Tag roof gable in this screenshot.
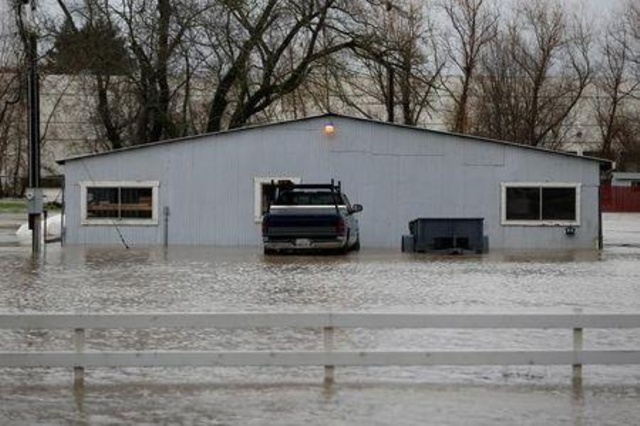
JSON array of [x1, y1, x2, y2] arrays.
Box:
[[58, 113, 609, 165]]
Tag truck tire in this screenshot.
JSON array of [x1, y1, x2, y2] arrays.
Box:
[[352, 237, 360, 251], [264, 247, 277, 255]]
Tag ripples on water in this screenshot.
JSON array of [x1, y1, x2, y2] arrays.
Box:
[[1, 240, 639, 424], [1, 244, 638, 313]]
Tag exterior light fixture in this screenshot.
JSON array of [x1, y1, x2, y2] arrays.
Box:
[[323, 122, 336, 136]]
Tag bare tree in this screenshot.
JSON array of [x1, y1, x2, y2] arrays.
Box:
[[199, 0, 356, 132], [109, 0, 205, 143], [442, 0, 498, 133], [0, 1, 34, 196], [50, 0, 207, 147], [0, 27, 26, 196], [471, 0, 591, 149], [47, 0, 360, 146], [627, 0, 640, 86], [591, 2, 640, 170], [31, 0, 626, 164], [393, 2, 445, 126], [316, 0, 444, 126], [594, 20, 637, 159]]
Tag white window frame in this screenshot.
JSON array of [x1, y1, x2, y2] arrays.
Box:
[[500, 182, 581, 226], [80, 181, 160, 226], [253, 176, 301, 222]]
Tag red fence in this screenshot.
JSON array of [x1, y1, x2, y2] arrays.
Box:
[[601, 185, 640, 212]]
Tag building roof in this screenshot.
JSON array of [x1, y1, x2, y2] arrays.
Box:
[[612, 172, 640, 181], [58, 113, 610, 166]]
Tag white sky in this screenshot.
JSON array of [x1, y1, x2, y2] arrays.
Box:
[[503, 0, 626, 18], [0, 0, 631, 46]]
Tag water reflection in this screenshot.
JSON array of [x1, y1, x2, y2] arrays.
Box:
[[73, 383, 87, 425], [2, 380, 638, 425], [572, 380, 586, 426]]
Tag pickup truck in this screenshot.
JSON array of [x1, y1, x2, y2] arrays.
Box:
[[261, 181, 363, 254]]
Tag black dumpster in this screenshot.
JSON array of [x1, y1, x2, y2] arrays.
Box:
[[404, 218, 485, 254]]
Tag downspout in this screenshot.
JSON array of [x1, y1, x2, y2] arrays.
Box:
[[60, 176, 65, 246], [598, 183, 603, 250]]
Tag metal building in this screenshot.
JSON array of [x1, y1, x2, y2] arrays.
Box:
[[59, 114, 608, 250]]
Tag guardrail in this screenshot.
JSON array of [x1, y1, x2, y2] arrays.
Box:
[[1, 312, 639, 387]]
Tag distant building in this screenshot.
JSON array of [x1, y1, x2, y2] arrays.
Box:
[[59, 114, 609, 250], [611, 172, 640, 187]]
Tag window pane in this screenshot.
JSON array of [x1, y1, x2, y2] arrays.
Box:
[[506, 187, 540, 220], [542, 188, 576, 220], [120, 188, 153, 219], [87, 187, 119, 218]]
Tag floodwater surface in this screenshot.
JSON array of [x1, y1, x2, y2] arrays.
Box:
[[0, 214, 639, 425]]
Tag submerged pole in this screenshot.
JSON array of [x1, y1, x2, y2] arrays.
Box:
[[572, 308, 584, 388], [323, 326, 335, 385], [23, 0, 42, 254]]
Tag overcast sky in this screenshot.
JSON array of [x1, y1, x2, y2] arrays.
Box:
[[0, 0, 631, 43]]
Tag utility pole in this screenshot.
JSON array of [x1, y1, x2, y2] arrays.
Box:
[[387, 64, 395, 123], [22, 0, 42, 254]]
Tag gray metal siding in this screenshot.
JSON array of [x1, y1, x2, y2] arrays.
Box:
[[63, 116, 602, 249]]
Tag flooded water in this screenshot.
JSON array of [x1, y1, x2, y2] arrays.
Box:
[[1, 214, 639, 425]]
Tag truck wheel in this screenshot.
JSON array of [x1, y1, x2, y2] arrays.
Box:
[[352, 238, 360, 251], [264, 247, 277, 255]]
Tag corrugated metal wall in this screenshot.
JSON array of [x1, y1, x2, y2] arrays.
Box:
[[601, 185, 640, 212], [63, 116, 602, 249]]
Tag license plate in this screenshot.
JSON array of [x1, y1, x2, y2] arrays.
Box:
[[295, 238, 312, 247]]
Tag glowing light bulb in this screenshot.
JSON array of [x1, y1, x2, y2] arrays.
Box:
[[323, 123, 336, 136]]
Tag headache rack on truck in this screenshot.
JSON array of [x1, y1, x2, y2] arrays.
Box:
[[267, 180, 344, 212]]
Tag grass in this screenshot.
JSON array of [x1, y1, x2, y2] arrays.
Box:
[[0, 199, 26, 213], [0, 199, 61, 213]]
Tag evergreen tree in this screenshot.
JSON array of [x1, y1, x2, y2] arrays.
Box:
[[48, 19, 131, 75]]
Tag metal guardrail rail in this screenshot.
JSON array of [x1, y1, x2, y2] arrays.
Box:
[[1, 312, 639, 387]]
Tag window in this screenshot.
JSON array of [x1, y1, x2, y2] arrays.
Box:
[[501, 183, 580, 226], [81, 181, 159, 225], [253, 177, 301, 221]]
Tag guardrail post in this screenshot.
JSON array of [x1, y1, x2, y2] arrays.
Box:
[[572, 309, 583, 387], [74, 328, 85, 389], [323, 326, 334, 385]]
